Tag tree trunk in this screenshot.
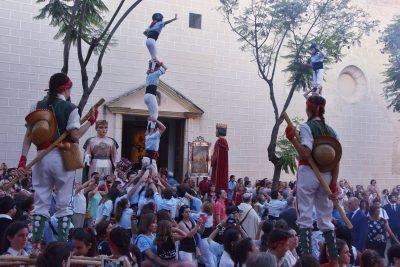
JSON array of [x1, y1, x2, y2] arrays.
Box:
[[61, 0, 80, 74], [268, 117, 284, 190], [78, 91, 91, 112], [272, 160, 282, 191]]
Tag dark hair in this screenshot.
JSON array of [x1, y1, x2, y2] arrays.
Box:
[[14, 196, 34, 221], [176, 185, 187, 198], [267, 229, 290, 250], [138, 213, 156, 235], [245, 252, 277, 267], [294, 254, 320, 267], [370, 179, 376, 185], [154, 220, 174, 248], [244, 180, 251, 187], [156, 209, 172, 222], [388, 244, 400, 265], [177, 205, 190, 223], [95, 220, 110, 240], [369, 205, 380, 217], [141, 202, 156, 214], [145, 188, 155, 199], [260, 220, 274, 252], [274, 219, 289, 231], [335, 226, 355, 264], [109, 227, 141, 265], [223, 228, 241, 261], [48, 73, 70, 105], [234, 237, 254, 267], [115, 198, 129, 223], [161, 188, 174, 200], [307, 95, 327, 124], [36, 241, 70, 267], [319, 238, 347, 264], [360, 249, 382, 267], [270, 191, 279, 200], [71, 228, 98, 257], [0, 221, 29, 254]]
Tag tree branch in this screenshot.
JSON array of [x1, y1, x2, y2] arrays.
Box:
[[61, 0, 80, 74]]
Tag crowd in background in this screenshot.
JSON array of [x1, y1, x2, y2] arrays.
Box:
[[1, 161, 400, 267]]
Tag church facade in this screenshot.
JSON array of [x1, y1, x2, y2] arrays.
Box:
[[0, 0, 400, 187]]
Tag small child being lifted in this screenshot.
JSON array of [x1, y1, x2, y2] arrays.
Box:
[[144, 13, 178, 71], [303, 43, 324, 98]]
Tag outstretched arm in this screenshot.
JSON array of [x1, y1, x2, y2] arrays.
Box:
[[164, 14, 178, 25]]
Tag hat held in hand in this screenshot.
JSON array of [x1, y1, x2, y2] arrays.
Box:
[[312, 136, 342, 172], [25, 109, 57, 147]]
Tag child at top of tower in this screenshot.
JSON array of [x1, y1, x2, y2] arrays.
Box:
[[144, 13, 177, 71], [303, 43, 325, 98]]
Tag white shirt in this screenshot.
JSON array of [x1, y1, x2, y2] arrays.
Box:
[[73, 191, 87, 214], [154, 193, 178, 218], [5, 247, 28, 256], [95, 199, 113, 224], [0, 214, 12, 220], [116, 208, 134, 229], [284, 250, 298, 267], [219, 250, 234, 267], [299, 118, 339, 151]]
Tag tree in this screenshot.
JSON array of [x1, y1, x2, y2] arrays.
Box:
[[380, 16, 400, 112], [35, 0, 144, 110], [219, 0, 377, 188]]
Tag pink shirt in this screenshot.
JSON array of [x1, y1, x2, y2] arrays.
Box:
[[214, 199, 227, 225]]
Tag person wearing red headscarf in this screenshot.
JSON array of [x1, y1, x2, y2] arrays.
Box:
[[17, 73, 98, 251], [285, 95, 340, 263]]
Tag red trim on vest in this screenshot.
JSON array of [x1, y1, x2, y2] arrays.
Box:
[[298, 159, 309, 166]]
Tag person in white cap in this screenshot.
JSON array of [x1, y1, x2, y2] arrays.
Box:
[[238, 192, 261, 239]]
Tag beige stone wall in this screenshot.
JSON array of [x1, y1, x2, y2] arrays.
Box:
[[0, 0, 399, 188]]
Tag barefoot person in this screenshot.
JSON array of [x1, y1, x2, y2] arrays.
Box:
[[17, 73, 98, 250], [285, 95, 341, 263]]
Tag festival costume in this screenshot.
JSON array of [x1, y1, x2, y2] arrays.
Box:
[[83, 132, 119, 178], [142, 129, 161, 173], [291, 99, 340, 259], [310, 50, 324, 92], [26, 94, 81, 243], [145, 13, 165, 71], [211, 124, 229, 191], [144, 66, 166, 128]]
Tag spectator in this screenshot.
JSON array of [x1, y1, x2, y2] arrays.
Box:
[[335, 225, 357, 266], [383, 193, 400, 243], [388, 244, 400, 267], [214, 190, 227, 226], [200, 201, 214, 238], [109, 227, 140, 266], [220, 228, 241, 267], [0, 196, 16, 242], [72, 183, 86, 228], [265, 191, 286, 220], [233, 237, 259, 266], [177, 205, 202, 263], [279, 196, 298, 233], [138, 188, 155, 216], [283, 228, 299, 267], [366, 205, 400, 257], [254, 194, 267, 219], [155, 187, 179, 219], [367, 179, 379, 197], [154, 220, 186, 262], [245, 252, 277, 267], [267, 229, 290, 266], [198, 176, 211, 196], [96, 220, 112, 256], [381, 189, 390, 206], [115, 198, 134, 231], [36, 241, 71, 267], [227, 175, 236, 201], [206, 184, 217, 203], [360, 199, 369, 215], [360, 249, 384, 267], [320, 238, 351, 267], [371, 199, 389, 220], [71, 227, 98, 257], [238, 193, 260, 239], [293, 254, 320, 267], [256, 220, 274, 252], [347, 197, 368, 251], [0, 221, 29, 256]]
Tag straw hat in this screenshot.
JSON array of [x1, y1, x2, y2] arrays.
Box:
[[25, 109, 57, 147], [312, 136, 342, 172]]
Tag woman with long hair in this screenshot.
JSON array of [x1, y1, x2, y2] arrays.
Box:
[[95, 220, 112, 256], [115, 198, 134, 232], [0, 221, 29, 256], [36, 241, 71, 267], [283, 229, 299, 267], [219, 228, 241, 267], [154, 219, 186, 262], [233, 237, 258, 267], [134, 213, 168, 266], [71, 228, 98, 257], [177, 205, 202, 263], [360, 249, 384, 267], [320, 238, 351, 267], [95, 187, 114, 225], [109, 227, 141, 267], [255, 220, 274, 252]]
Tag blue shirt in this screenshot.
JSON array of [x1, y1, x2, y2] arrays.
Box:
[[116, 208, 134, 229], [265, 199, 287, 218], [146, 67, 166, 86], [145, 21, 165, 35], [135, 233, 157, 254], [145, 130, 161, 151]]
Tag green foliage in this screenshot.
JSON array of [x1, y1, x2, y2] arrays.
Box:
[[380, 16, 400, 112], [35, 0, 110, 50], [276, 117, 303, 174]]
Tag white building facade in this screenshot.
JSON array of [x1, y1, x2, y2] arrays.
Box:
[[0, 0, 400, 187]]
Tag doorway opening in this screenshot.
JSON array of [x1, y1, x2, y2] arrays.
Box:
[[121, 115, 185, 182]]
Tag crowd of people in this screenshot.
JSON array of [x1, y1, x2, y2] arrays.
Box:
[[1, 160, 400, 267]]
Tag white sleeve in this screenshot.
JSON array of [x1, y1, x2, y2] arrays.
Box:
[[66, 108, 81, 131], [157, 67, 166, 76], [299, 123, 313, 150]]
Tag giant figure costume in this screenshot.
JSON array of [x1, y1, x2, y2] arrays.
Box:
[[211, 124, 229, 191]]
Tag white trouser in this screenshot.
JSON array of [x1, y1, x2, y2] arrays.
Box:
[[32, 148, 75, 218], [146, 38, 158, 70], [312, 68, 324, 89], [144, 93, 158, 128], [296, 165, 334, 232]]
